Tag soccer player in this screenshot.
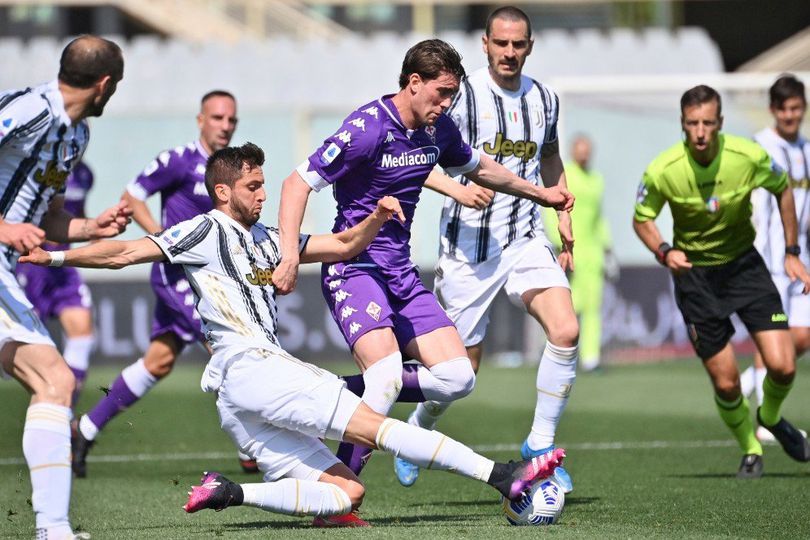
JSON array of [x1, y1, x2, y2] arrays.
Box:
[[0, 35, 128, 540], [71, 90, 244, 477], [15, 161, 95, 408], [633, 84, 810, 478], [19, 142, 566, 527], [273, 39, 573, 495], [395, 7, 578, 493], [745, 75, 810, 441]]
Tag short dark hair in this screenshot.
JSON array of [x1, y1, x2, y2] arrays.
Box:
[[680, 85, 722, 116], [486, 6, 532, 38], [58, 35, 123, 88], [770, 74, 806, 108], [205, 142, 265, 200], [201, 90, 236, 108], [398, 39, 465, 89]]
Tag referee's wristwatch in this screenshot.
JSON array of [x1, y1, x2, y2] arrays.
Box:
[[786, 245, 801, 256]]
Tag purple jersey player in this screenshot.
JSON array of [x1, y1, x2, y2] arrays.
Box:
[[277, 39, 572, 523], [72, 90, 240, 478], [15, 161, 95, 407]]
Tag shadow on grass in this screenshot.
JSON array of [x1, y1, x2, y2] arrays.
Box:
[[668, 471, 810, 479], [565, 496, 599, 506]]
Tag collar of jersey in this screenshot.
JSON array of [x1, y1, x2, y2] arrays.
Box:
[[481, 68, 528, 99], [211, 209, 254, 235], [194, 139, 210, 158], [44, 79, 72, 126], [377, 95, 407, 131]]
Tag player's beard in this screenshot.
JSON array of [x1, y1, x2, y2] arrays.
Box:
[[230, 198, 260, 227]]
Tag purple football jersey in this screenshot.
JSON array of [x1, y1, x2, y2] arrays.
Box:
[[297, 96, 479, 281], [126, 140, 212, 346]]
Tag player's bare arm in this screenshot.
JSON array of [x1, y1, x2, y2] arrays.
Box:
[[465, 154, 574, 212], [274, 170, 312, 294], [0, 216, 46, 253], [19, 236, 165, 269], [632, 217, 692, 274], [424, 167, 494, 210], [539, 142, 575, 270], [121, 190, 162, 235], [41, 196, 133, 243], [301, 196, 405, 264], [776, 186, 810, 293]]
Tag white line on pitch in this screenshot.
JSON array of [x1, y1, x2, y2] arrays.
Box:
[[0, 439, 741, 467]]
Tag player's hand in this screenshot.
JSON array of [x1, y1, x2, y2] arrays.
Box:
[[785, 254, 810, 294], [557, 212, 574, 271], [665, 249, 692, 275], [457, 184, 494, 210], [537, 185, 574, 212], [17, 246, 51, 266], [92, 201, 133, 239], [0, 222, 45, 253], [272, 257, 299, 295], [374, 196, 406, 223]]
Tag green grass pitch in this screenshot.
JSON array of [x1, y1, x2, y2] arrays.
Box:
[[2, 359, 809, 539]]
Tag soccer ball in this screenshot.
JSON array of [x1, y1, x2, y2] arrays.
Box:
[[501, 479, 565, 526]]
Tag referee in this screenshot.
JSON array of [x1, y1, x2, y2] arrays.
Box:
[[633, 84, 810, 478]]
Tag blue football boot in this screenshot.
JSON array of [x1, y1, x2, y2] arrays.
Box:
[[394, 456, 420, 487]]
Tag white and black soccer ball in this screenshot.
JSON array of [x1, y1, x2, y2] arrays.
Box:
[[501, 479, 565, 526]]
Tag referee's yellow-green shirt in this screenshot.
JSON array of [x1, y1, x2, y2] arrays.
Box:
[[634, 134, 788, 266]]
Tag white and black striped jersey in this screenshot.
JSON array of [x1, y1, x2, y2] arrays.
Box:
[[752, 127, 810, 274], [0, 80, 89, 271], [439, 67, 559, 263], [150, 210, 309, 365]]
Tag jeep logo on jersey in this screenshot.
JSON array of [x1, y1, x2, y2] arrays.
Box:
[[246, 264, 274, 286], [482, 133, 538, 163], [34, 161, 69, 190], [380, 147, 439, 168]]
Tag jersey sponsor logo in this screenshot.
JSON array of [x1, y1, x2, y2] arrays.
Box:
[[193, 182, 208, 196], [365, 301, 382, 321], [771, 313, 788, 322], [245, 264, 274, 286], [790, 178, 810, 189], [320, 142, 341, 165], [481, 133, 537, 163], [380, 147, 439, 168], [33, 161, 69, 190]]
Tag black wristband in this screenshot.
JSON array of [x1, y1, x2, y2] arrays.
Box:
[[656, 242, 673, 265], [785, 244, 801, 256]]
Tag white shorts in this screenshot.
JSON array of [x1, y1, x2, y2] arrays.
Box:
[[435, 235, 569, 347], [772, 273, 810, 328], [215, 348, 362, 481], [0, 268, 55, 378]]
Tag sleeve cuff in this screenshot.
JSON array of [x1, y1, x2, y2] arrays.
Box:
[[295, 161, 330, 192], [444, 148, 480, 177], [126, 182, 149, 201], [299, 234, 311, 254]]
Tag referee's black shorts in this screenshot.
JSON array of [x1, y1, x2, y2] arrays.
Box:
[[673, 247, 788, 360]]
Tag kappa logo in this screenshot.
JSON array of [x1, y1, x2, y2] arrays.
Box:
[[349, 118, 366, 132], [327, 264, 339, 276], [176, 279, 190, 293], [340, 305, 358, 321], [184, 293, 194, 306], [349, 321, 362, 336], [328, 279, 343, 290], [334, 290, 352, 302], [366, 301, 382, 321], [336, 130, 352, 144], [362, 106, 379, 119], [385, 131, 395, 144]]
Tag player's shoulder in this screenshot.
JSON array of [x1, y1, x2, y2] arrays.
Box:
[[647, 141, 687, 177], [722, 133, 768, 161], [0, 83, 56, 137]]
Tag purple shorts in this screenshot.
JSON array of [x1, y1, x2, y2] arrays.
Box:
[[321, 262, 453, 350], [150, 262, 205, 348], [15, 263, 91, 320]]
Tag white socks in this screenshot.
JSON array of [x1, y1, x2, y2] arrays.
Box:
[[527, 342, 578, 450], [121, 357, 158, 397], [241, 479, 352, 516], [361, 351, 402, 415], [24, 404, 72, 531], [62, 335, 94, 372], [415, 357, 476, 401], [410, 400, 452, 431], [375, 418, 494, 482], [740, 366, 767, 405]]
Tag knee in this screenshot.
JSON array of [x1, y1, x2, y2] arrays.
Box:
[[547, 318, 580, 349], [712, 377, 740, 401], [437, 357, 476, 401], [40, 361, 75, 406], [144, 353, 176, 379]]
